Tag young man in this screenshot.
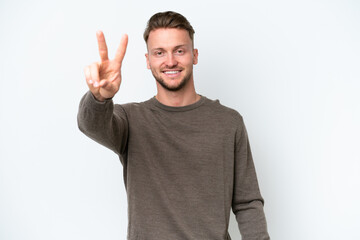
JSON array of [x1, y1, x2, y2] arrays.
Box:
[[78, 11, 270, 240]]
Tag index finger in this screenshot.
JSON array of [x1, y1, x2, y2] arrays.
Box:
[[114, 34, 128, 64], [96, 30, 109, 62]]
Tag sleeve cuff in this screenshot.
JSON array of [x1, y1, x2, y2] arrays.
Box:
[[82, 91, 113, 112]]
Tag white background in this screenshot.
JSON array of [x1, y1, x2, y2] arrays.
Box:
[[1, 0, 359, 239]]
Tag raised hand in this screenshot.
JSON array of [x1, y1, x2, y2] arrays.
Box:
[[84, 31, 128, 101]]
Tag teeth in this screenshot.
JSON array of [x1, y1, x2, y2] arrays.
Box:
[[164, 71, 179, 74]]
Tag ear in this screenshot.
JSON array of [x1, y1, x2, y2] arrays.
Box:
[[193, 49, 198, 65], [145, 53, 150, 69]]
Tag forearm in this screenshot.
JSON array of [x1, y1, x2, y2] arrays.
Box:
[[77, 91, 128, 155], [233, 118, 270, 239], [232, 162, 269, 240], [233, 197, 269, 240]]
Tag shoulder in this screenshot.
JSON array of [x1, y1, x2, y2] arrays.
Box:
[[202, 96, 244, 124], [113, 98, 155, 116]]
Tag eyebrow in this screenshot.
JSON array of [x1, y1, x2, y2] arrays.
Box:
[[151, 45, 188, 52]]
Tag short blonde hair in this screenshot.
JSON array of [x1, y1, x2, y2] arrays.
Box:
[[143, 11, 195, 45]]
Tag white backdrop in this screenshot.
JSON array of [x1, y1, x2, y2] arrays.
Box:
[[1, 0, 359, 239]]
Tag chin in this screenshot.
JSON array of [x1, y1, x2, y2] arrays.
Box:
[[157, 78, 187, 92]]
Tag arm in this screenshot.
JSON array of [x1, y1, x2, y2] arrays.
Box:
[[77, 31, 129, 155], [232, 118, 270, 240], [77, 91, 128, 156]]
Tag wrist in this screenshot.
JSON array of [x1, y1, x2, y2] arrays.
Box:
[[91, 93, 107, 102], [95, 96, 106, 102]]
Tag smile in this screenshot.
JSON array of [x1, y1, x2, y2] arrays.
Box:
[[163, 70, 181, 74], [162, 70, 182, 77]]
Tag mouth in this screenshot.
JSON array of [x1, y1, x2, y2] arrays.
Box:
[[162, 70, 182, 77]]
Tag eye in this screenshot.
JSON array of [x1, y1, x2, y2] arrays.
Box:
[[176, 49, 184, 54], [154, 51, 163, 57]]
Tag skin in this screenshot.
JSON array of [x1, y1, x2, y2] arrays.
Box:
[[85, 28, 199, 107], [145, 28, 199, 106], [84, 31, 128, 102]]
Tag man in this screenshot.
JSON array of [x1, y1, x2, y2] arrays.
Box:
[[78, 11, 270, 240]]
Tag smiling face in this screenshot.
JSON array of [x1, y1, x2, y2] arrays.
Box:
[[146, 28, 198, 92]]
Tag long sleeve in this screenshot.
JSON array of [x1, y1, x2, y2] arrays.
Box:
[[232, 118, 270, 240], [77, 91, 129, 156]]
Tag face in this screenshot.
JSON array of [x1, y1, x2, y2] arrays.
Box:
[[145, 28, 198, 92]]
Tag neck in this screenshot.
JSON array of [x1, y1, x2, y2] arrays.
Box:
[[155, 79, 200, 107]]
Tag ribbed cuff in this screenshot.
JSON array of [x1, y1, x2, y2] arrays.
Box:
[[83, 91, 113, 112]]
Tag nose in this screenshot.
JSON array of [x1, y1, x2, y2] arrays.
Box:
[[165, 54, 178, 68]]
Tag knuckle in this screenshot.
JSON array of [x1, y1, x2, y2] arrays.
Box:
[[91, 62, 98, 68]]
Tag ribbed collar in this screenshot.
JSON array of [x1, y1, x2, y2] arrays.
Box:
[[148, 95, 207, 112]]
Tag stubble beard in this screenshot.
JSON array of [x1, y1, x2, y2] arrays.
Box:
[[151, 69, 193, 92]]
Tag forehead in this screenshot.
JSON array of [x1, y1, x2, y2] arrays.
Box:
[[147, 28, 192, 50]]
